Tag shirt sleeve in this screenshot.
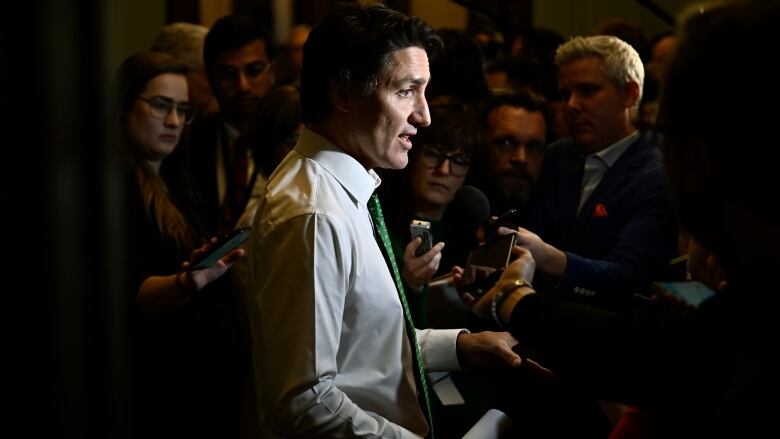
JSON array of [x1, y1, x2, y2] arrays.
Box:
[[416, 328, 465, 371], [250, 213, 421, 438]]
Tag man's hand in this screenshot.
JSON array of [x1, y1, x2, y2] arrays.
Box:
[[402, 238, 445, 291], [456, 331, 522, 369], [455, 246, 536, 318], [498, 226, 567, 278]]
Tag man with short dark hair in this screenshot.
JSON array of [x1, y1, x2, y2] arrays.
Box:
[[472, 91, 551, 216], [190, 14, 275, 234], [245, 4, 520, 437]]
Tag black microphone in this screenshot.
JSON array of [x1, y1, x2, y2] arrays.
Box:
[[447, 185, 491, 227]]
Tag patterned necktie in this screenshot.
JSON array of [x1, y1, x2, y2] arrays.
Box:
[[368, 193, 434, 438]]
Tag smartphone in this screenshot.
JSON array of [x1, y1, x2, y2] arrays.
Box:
[[655, 280, 715, 307], [460, 233, 517, 298], [191, 227, 251, 270], [485, 209, 520, 242], [410, 220, 433, 257], [466, 233, 517, 269]]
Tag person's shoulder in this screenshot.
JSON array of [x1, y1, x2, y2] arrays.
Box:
[[546, 137, 578, 155], [264, 152, 353, 221], [625, 136, 665, 177], [542, 138, 581, 172]]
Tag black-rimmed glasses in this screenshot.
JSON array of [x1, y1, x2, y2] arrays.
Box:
[[418, 147, 471, 176], [138, 96, 194, 125]]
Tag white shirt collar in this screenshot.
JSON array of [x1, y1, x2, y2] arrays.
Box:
[[295, 127, 380, 206], [591, 131, 640, 167]]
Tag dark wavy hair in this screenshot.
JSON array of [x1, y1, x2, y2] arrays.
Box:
[[204, 14, 274, 84], [300, 2, 443, 124]]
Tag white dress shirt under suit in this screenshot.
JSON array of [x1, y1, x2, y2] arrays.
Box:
[[247, 128, 463, 438]]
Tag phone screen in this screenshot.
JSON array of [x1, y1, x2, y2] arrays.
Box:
[[655, 281, 715, 307], [191, 228, 251, 270], [459, 233, 517, 298], [467, 233, 517, 269]]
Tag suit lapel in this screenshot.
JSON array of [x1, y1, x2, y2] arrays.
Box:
[[556, 143, 584, 247], [574, 138, 648, 232]]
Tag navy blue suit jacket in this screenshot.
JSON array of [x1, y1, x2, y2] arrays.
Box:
[[523, 136, 677, 308]]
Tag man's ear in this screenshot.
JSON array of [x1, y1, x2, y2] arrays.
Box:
[[624, 81, 641, 109], [329, 78, 352, 113]]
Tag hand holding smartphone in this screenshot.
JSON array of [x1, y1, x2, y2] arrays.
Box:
[[410, 220, 433, 256], [460, 233, 517, 298], [191, 227, 251, 270]]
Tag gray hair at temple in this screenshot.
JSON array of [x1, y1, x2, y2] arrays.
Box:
[[555, 35, 645, 109], [150, 22, 209, 73]]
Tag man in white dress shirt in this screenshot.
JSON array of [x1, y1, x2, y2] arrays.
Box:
[[245, 3, 521, 437]]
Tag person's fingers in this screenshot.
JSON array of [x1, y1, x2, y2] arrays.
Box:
[[221, 248, 245, 265], [500, 347, 523, 368], [459, 292, 476, 306], [405, 237, 422, 257]]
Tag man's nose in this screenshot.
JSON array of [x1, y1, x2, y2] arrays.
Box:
[[411, 94, 431, 127], [565, 92, 581, 111], [237, 71, 252, 91], [510, 146, 528, 164]]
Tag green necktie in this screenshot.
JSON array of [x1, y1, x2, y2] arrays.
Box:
[[368, 193, 434, 438]]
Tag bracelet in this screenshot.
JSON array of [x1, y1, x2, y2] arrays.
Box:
[[491, 279, 533, 329]]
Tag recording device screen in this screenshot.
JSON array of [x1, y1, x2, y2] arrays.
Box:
[[467, 233, 517, 269], [460, 233, 517, 298], [656, 281, 715, 307], [191, 227, 251, 270]]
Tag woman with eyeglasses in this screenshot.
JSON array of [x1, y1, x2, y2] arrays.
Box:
[[115, 51, 245, 438], [377, 101, 483, 329]]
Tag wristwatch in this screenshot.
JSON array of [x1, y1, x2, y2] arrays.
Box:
[[491, 279, 533, 329]]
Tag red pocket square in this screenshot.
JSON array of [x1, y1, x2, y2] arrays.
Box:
[[592, 203, 608, 218]]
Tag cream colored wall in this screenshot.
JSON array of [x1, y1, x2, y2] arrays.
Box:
[[534, 0, 696, 40], [106, 0, 165, 73], [411, 0, 468, 30], [200, 0, 233, 28]]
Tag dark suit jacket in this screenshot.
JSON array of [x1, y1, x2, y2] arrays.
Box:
[[190, 114, 255, 235], [523, 136, 677, 308], [189, 114, 223, 235]]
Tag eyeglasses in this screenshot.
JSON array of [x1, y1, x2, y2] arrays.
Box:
[[213, 61, 273, 84], [418, 147, 471, 176], [490, 138, 544, 157], [138, 96, 194, 125]]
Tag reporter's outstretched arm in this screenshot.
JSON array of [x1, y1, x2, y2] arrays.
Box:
[[136, 238, 245, 315]]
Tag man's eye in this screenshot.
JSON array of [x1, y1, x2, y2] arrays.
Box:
[[246, 65, 267, 77], [494, 139, 516, 150], [398, 89, 412, 98]]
